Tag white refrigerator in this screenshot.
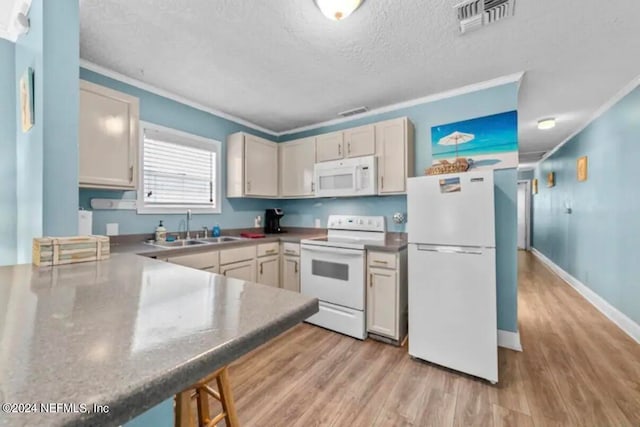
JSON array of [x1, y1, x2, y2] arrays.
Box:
[[407, 170, 498, 383]]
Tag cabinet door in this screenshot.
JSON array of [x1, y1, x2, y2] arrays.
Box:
[[316, 131, 344, 162], [367, 267, 398, 338], [166, 251, 219, 271], [345, 125, 375, 158], [280, 138, 316, 197], [281, 255, 300, 292], [221, 260, 256, 282], [245, 135, 278, 197], [375, 118, 407, 194], [79, 80, 139, 189], [258, 255, 280, 287]]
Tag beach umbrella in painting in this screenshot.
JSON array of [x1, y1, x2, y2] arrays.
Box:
[[438, 131, 475, 159]]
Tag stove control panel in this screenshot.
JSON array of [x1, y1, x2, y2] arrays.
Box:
[[326, 215, 386, 232]]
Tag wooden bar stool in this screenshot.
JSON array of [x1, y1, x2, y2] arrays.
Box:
[[175, 366, 240, 427]]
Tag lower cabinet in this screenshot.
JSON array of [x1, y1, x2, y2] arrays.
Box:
[[367, 268, 398, 337], [166, 251, 219, 272], [366, 249, 408, 344], [257, 255, 279, 287], [221, 260, 256, 282], [281, 255, 300, 292]]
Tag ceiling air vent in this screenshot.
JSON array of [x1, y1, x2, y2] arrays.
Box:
[[455, 0, 516, 34], [338, 106, 368, 118]]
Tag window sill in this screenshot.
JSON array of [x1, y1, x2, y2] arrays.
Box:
[[137, 206, 221, 215]]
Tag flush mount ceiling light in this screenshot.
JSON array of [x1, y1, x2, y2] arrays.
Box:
[[537, 118, 556, 130], [315, 0, 364, 21]]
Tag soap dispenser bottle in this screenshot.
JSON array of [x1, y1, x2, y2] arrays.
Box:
[[155, 220, 167, 242], [212, 224, 221, 237]]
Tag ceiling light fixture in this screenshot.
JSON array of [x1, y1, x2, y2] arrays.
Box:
[[315, 0, 363, 21], [537, 118, 556, 130]]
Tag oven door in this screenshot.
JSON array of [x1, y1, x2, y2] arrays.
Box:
[[300, 245, 365, 310]]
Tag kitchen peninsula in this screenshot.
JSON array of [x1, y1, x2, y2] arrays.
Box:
[[0, 254, 318, 427]]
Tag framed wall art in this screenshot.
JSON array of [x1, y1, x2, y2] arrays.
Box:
[[20, 67, 34, 133], [577, 156, 588, 182]]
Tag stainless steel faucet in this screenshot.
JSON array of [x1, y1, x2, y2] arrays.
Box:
[[186, 209, 192, 240]]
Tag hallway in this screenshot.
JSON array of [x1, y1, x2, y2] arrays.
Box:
[[222, 251, 640, 426]]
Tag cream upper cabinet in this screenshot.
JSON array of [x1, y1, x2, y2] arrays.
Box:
[[316, 131, 344, 162], [279, 137, 316, 197], [79, 80, 139, 190], [367, 267, 398, 337], [258, 255, 280, 287], [227, 132, 278, 198], [281, 255, 300, 292], [375, 118, 415, 194], [344, 124, 375, 158]]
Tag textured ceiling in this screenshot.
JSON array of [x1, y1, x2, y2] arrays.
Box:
[[79, 0, 640, 161]]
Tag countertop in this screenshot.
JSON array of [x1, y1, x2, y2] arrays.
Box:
[[0, 255, 318, 427], [110, 228, 407, 257]]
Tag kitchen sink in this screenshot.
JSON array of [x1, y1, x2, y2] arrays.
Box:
[[146, 236, 247, 248], [197, 236, 246, 243], [150, 239, 208, 248]]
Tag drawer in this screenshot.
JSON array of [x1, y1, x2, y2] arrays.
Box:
[[257, 242, 279, 257], [368, 251, 397, 269], [220, 245, 256, 265], [167, 251, 219, 270], [281, 242, 300, 257]]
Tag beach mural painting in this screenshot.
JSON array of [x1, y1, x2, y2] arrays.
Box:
[[430, 110, 518, 171]]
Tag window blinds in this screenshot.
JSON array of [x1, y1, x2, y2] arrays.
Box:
[[143, 135, 216, 207]]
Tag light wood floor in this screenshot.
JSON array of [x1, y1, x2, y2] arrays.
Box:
[[205, 251, 640, 426]]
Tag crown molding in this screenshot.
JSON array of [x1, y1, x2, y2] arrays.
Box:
[[79, 59, 280, 136], [80, 60, 524, 139], [536, 73, 640, 166], [278, 71, 525, 136]]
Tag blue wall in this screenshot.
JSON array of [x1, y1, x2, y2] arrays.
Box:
[[79, 68, 275, 236], [280, 84, 520, 333], [517, 169, 534, 180], [42, 0, 79, 236], [14, 0, 44, 263], [533, 84, 640, 326], [0, 39, 16, 266]]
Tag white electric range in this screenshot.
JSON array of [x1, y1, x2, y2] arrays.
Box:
[[300, 215, 386, 339]]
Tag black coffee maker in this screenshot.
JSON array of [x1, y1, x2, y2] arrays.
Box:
[[264, 209, 285, 234]]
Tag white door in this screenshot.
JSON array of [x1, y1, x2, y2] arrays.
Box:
[[221, 260, 256, 282], [300, 245, 365, 310], [245, 135, 278, 197], [79, 81, 139, 189], [407, 172, 495, 247], [367, 267, 397, 337], [280, 138, 316, 197], [408, 244, 498, 383], [517, 181, 529, 250], [375, 118, 407, 194], [258, 255, 280, 287], [282, 255, 300, 292], [345, 125, 375, 158], [316, 132, 344, 162]]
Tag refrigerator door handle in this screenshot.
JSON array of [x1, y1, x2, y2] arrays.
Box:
[[415, 245, 484, 255]]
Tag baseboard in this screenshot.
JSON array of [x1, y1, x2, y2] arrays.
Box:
[[498, 329, 522, 351], [531, 248, 640, 344]]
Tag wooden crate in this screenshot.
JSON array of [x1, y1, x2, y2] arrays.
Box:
[[33, 236, 110, 267]]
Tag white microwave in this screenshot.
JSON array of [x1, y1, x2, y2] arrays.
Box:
[[314, 156, 377, 198]]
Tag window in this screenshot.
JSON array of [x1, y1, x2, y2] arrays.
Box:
[[137, 122, 221, 214]]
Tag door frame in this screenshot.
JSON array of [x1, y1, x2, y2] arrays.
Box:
[[517, 180, 532, 250]]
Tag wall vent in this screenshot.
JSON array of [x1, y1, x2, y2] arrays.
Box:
[[455, 0, 516, 34], [338, 106, 368, 117]]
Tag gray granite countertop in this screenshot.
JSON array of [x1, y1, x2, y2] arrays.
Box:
[[0, 255, 318, 427], [110, 227, 407, 257]]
